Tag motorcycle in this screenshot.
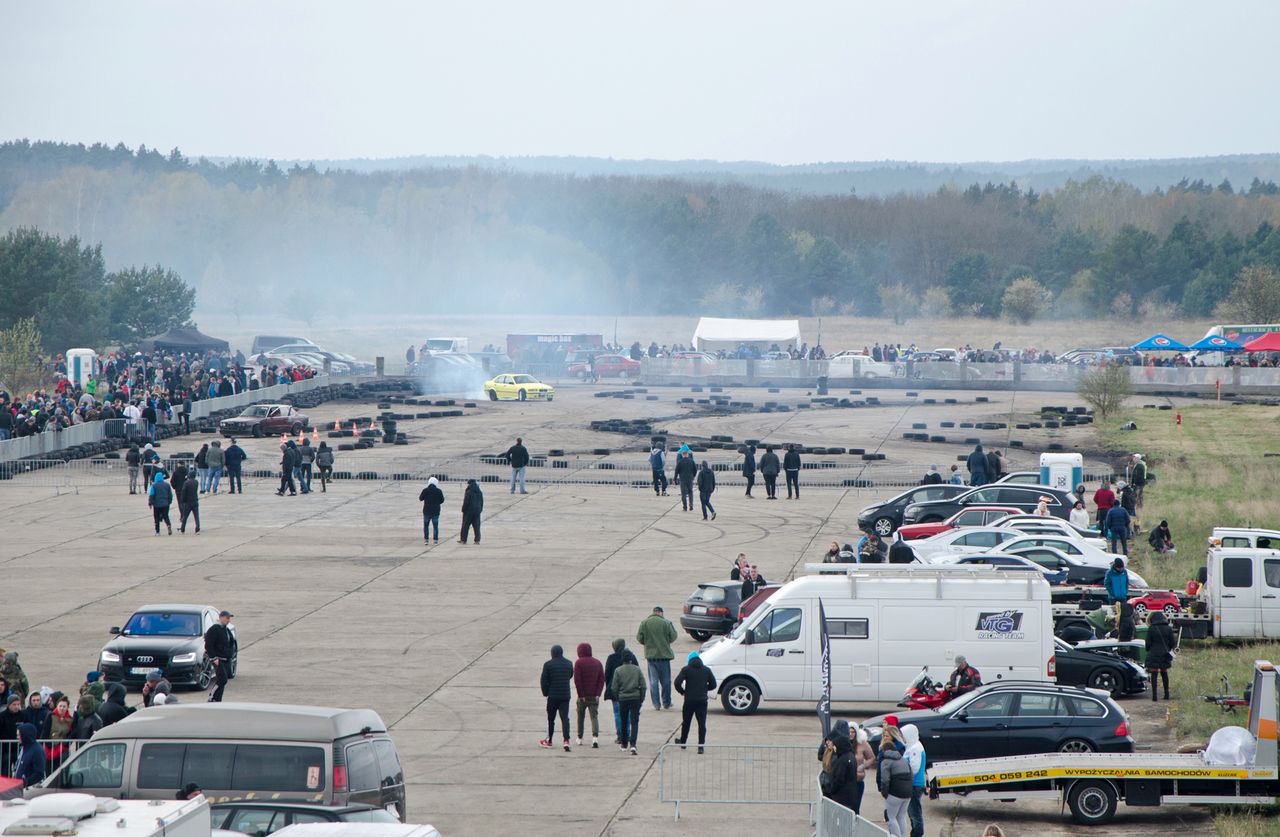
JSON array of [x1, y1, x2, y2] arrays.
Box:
[[898, 666, 954, 710]]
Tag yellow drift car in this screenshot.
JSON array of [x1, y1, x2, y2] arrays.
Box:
[[484, 373, 555, 401]]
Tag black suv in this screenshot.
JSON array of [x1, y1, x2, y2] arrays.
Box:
[[901, 484, 1075, 525], [98, 604, 238, 689], [856, 484, 970, 536]]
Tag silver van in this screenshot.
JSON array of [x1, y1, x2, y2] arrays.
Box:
[[28, 704, 407, 821]]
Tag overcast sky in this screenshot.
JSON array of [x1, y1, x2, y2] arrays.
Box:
[[4, 1, 1276, 164]]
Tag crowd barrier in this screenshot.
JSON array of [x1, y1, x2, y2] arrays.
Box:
[[657, 743, 821, 821], [814, 778, 891, 836]]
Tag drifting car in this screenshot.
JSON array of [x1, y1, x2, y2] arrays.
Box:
[[484, 373, 555, 402], [219, 404, 309, 438], [1127, 590, 1182, 617], [98, 604, 238, 689]]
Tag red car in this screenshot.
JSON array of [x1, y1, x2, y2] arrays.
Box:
[[1127, 590, 1182, 617], [568, 353, 641, 380], [896, 506, 1023, 540], [738, 584, 782, 623]]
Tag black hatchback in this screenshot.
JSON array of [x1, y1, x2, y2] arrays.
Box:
[[680, 582, 745, 641], [856, 484, 970, 536]]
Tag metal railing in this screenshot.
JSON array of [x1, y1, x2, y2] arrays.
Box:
[[814, 778, 891, 837], [657, 743, 820, 821], [0, 737, 89, 770]]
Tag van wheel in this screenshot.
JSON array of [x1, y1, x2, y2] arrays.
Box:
[[1087, 669, 1120, 697], [721, 678, 760, 715], [873, 517, 895, 537], [1067, 779, 1117, 825], [687, 629, 712, 641]]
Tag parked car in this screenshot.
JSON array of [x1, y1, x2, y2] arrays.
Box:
[[98, 604, 237, 689], [997, 514, 1104, 544], [896, 506, 1024, 541], [856, 484, 971, 537], [1127, 590, 1182, 617], [483, 373, 554, 401], [736, 583, 782, 623], [680, 582, 746, 640], [568, 353, 641, 380], [999, 534, 1125, 568], [994, 471, 1044, 485], [1053, 637, 1148, 697], [219, 404, 310, 438], [862, 681, 1135, 762], [953, 553, 1069, 585], [913, 527, 1029, 562], [213, 804, 398, 837], [901, 485, 1075, 524], [1007, 545, 1148, 588]]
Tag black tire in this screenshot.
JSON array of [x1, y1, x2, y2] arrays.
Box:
[[251, 425, 263, 438], [1059, 737, 1096, 754], [687, 629, 712, 641], [873, 516, 896, 537], [196, 664, 212, 691], [518, 389, 527, 401], [291, 422, 303, 436], [228, 646, 238, 679], [721, 677, 760, 715], [487, 390, 498, 401], [1087, 668, 1121, 697], [1067, 779, 1118, 825]]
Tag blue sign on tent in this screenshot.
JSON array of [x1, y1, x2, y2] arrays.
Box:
[[1189, 335, 1245, 352], [1130, 333, 1190, 352]]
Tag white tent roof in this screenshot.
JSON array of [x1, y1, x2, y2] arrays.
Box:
[[692, 317, 801, 350]]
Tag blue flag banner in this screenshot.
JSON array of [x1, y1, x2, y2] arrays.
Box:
[[817, 598, 831, 737]]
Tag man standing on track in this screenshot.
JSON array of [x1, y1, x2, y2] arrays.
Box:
[[759, 446, 780, 499], [741, 444, 756, 498], [783, 444, 802, 499], [674, 445, 697, 512], [459, 478, 484, 544], [203, 610, 233, 702], [636, 606, 677, 711], [506, 436, 529, 495]]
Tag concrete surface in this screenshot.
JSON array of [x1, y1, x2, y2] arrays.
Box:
[[0, 385, 1208, 836]]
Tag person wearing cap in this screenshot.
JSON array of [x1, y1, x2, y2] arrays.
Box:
[[176, 782, 202, 800], [635, 606, 677, 711], [204, 610, 234, 702], [673, 651, 717, 753], [142, 669, 172, 708]]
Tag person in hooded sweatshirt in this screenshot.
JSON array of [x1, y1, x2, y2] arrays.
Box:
[[148, 471, 174, 536], [95, 683, 133, 728], [823, 720, 859, 811], [178, 472, 201, 534], [459, 479, 483, 544], [0, 693, 22, 777], [966, 444, 988, 486], [21, 692, 48, 732], [673, 651, 717, 752], [602, 639, 635, 745], [902, 724, 927, 837], [696, 460, 717, 520], [539, 645, 574, 751], [741, 445, 757, 498], [877, 733, 914, 837], [783, 444, 802, 499], [610, 652, 646, 755], [1145, 611, 1177, 702], [277, 442, 299, 496], [71, 694, 102, 740], [418, 477, 444, 544], [14, 723, 44, 787], [573, 643, 605, 748], [673, 445, 697, 511], [759, 446, 781, 499], [920, 465, 943, 485]]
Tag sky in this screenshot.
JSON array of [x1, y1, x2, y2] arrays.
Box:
[[4, 1, 1278, 165]]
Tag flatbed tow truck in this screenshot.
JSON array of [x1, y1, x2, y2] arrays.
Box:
[[927, 659, 1280, 825]]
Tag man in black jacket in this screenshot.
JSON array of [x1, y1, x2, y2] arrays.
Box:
[[178, 475, 200, 534], [540, 645, 574, 751], [224, 439, 246, 494], [741, 445, 756, 498], [759, 446, 780, 499], [506, 437, 530, 495], [459, 479, 483, 544], [95, 683, 133, 727], [673, 651, 717, 752], [603, 639, 635, 745], [418, 477, 444, 544], [888, 535, 916, 564], [673, 447, 697, 511], [276, 442, 298, 496], [204, 610, 234, 702], [696, 460, 716, 520], [783, 444, 802, 499]]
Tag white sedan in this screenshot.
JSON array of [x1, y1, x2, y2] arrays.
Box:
[[996, 516, 1108, 549], [998, 534, 1126, 567], [913, 527, 1028, 562]]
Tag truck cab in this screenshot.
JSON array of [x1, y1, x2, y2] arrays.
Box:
[[1202, 544, 1280, 639]]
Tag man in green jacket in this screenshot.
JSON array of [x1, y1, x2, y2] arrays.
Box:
[[610, 654, 646, 755], [636, 606, 678, 710]]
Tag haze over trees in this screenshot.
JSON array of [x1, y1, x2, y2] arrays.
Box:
[[2, 140, 1280, 324]]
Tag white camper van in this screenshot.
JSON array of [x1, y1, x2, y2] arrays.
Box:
[[699, 566, 1054, 714]]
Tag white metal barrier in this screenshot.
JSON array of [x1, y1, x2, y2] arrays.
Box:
[[814, 777, 891, 837], [657, 743, 820, 821]]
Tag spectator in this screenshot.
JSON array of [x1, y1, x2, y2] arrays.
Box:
[[126, 444, 141, 494], [731, 553, 751, 578], [759, 446, 781, 499], [674, 445, 697, 512], [903, 724, 927, 837], [276, 442, 298, 496], [41, 695, 74, 770], [1145, 611, 1177, 702], [696, 460, 717, 520], [741, 565, 767, 598], [539, 645, 574, 752], [22, 692, 48, 731], [297, 438, 315, 494], [194, 443, 210, 493], [1069, 499, 1090, 529], [141, 670, 172, 707], [649, 445, 668, 496], [888, 534, 915, 564], [742, 445, 756, 498], [224, 438, 246, 494], [966, 444, 988, 486], [459, 479, 483, 544], [0, 694, 21, 777], [635, 605, 677, 711], [14, 723, 44, 787], [148, 472, 174, 536], [878, 733, 913, 837], [206, 440, 225, 494], [572, 643, 605, 749], [1148, 520, 1176, 553], [1105, 503, 1132, 555], [920, 465, 942, 485], [506, 436, 529, 495], [948, 464, 964, 485], [821, 542, 842, 563], [783, 444, 801, 499], [418, 477, 444, 544], [315, 441, 334, 492], [602, 639, 633, 746], [610, 652, 646, 755], [1, 653, 29, 701], [1093, 478, 1116, 530], [673, 651, 717, 752]]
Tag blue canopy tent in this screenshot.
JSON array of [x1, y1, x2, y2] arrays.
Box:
[[1131, 333, 1190, 352], [1189, 335, 1245, 352]]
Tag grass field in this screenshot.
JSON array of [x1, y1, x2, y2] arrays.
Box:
[[1098, 402, 1280, 833]]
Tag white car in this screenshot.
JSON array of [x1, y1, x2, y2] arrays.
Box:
[[996, 516, 1108, 548], [998, 534, 1126, 567], [1011, 545, 1148, 589], [913, 527, 1027, 562]]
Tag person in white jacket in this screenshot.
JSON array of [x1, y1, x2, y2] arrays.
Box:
[[1069, 499, 1091, 530], [902, 724, 927, 837]]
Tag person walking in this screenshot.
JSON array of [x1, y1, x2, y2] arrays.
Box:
[[573, 643, 605, 748], [148, 472, 174, 536], [506, 436, 530, 494], [1105, 502, 1132, 555], [195, 443, 210, 493], [126, 443, 141, 494], [759, 446, 780, 499], [206, 440, 225, 494], [203, 610, 234, 702], [674, 445, 697, 512], [903, 724, 927, 837], [1145, 611, 1177, 701], [315, 441, 334, 492], [603, 639, 634, 745], [696, 460, 717, 520], [610, 652, 646, 755], [297, 438, 315, 494], [635, 606, 677, 711], [673, 651, 717, 752], [742, 444, 757, 498], [878, 734, 914, 837], [966, 444, 988, 486], [783, 444, 801, 499], [418, 477, 444, 544], [1104, 557, 1129, 625], [459, 478, 483, 544], [178, 472, 201, 534], [224, 438, 246, 494], [649, 445, 668, 496], [276, 442, 298, 496], [539, 645, 574, 751]]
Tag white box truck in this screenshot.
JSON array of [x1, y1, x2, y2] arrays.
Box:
[[699, 565, 1055, 714]]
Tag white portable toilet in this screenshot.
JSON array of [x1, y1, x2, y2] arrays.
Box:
[[1039, 452, 1083, 493], [66, 348, 98, 390]]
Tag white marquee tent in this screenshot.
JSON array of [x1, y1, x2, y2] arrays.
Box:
[[691, 317, 802, 352]]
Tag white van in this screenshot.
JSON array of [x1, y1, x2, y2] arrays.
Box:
[[1199, 534, 1280, 638], [699, 566, 1054, 714]]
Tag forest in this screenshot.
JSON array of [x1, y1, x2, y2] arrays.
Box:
[[1, 139, 1280, 322]]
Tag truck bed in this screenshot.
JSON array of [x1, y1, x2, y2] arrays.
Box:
[[930, 750, 1269, 790]]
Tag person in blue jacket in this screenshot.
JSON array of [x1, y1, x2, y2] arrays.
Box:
[[1104, 558, 1130, 624], [1105, 503, 1132, 555], [14, 723, 45, 787]]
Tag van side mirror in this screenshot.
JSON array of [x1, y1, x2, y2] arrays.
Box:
[[109, 627, 121, 635], [742, 631, 754, 646], [1197, 567, 1208, 584]]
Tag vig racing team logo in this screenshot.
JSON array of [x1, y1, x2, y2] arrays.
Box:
[[975, 609, 1025, 639]]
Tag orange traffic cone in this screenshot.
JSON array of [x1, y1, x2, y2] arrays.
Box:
[[311, 428, 319, 442], [333, 420, 340, 431]]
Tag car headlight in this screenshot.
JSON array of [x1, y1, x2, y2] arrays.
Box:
[[101, 650, 120, 663], [171, 652, 198, 664]]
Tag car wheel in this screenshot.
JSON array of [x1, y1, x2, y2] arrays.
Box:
[[196, 664, 212, 691], [1133, 603, 1147, 617], [228, 646, 238, 679], [488, 390, 498, 401], [721, 677, 760, 715], [518, 389, 527, 401], [1067, 779, 1118, 825], [1087, 668, 1121, 697], [291, 422, 303, 436], [1163, 604, 1177, 616], [1059, 738, 1096, 754], [687, 629, 712, 641], [873, 517, 896, 537], [618, 371, 629, 380], [252, 425, 263, 438]]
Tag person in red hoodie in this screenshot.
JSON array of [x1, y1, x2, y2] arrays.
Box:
[[573, 642, 605, 749], [1092, 478, 1116, 531]]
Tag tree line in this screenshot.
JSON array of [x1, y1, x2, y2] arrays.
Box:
[[2, 140, 1280, 323]]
